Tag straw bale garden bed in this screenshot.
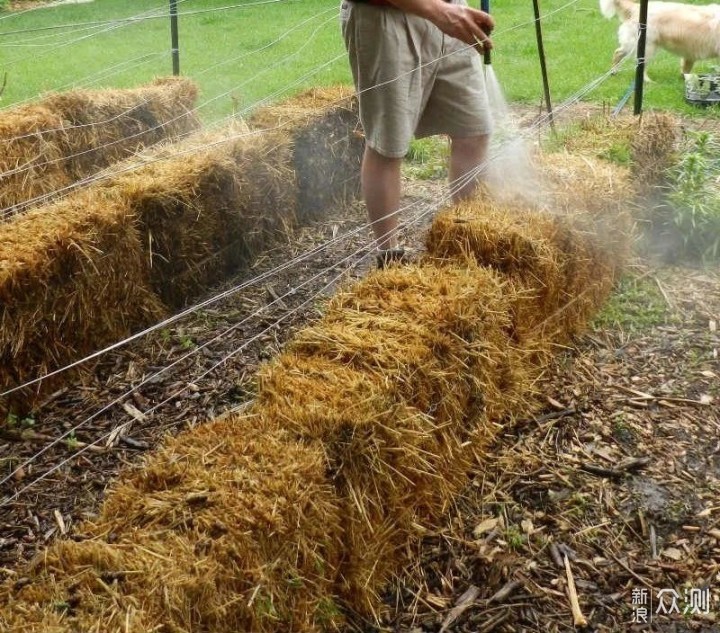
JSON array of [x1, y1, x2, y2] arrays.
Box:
[[0, 81, 718, 633]]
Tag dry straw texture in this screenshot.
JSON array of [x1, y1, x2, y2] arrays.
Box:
[[0, 76, 200, 216], [0, 127, 296, 413], [0, 187, 633, 630], [113, 126, 297, 307], [250, 85, 363, 221], [256, 262, 539, 617], [1, 423, 344, 633], [0, 189, 165, 413], [0, 134, 636, 628]]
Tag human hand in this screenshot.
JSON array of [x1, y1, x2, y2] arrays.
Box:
[[430, 4, 494, 49]]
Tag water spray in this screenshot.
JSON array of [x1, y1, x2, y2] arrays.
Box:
[[475, 0, 540, 204]]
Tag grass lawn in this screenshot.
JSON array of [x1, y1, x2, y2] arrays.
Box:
[[1, 0, 719, 122]]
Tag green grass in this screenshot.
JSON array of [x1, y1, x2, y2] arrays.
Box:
[[592, 275, 670, 332], [0, 0, 348, 122], [1, 0, 718, 122]]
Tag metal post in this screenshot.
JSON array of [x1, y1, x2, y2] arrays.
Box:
[[633, 0, 649, 115], [480, 0, 491, 66], [169, 0, 180, 76], [532, 0, 555, 132]]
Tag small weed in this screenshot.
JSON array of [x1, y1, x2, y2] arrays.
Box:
[[315, 597, 341, 625], [593, 275, 668, 332], [600, 142, 631, 166], [504, 525, 525, 550], [253, 593, 278, 621], [4, 413, 34, 429], [286, 575, 304, 590], [179, 335, 196, 350], [65, 432, 79, 450]]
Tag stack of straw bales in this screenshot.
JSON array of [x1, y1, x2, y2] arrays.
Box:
[[0, 161, 635, 630], [250, 85, 363, 221], [0, 86, 364, 414], [0, 127, 295, 411], [0, 77, 200, 216]]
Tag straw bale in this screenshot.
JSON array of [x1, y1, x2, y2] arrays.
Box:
[[425, 199, 628, 342], [0, 77, 200, 215], [0, 188, 165, 414], [250, 85, 363, 221], [0, 170, 633, 628], [0, 422, 344, 633], [630, 112, 680, 194], [256, 263, 537, 613], [116, 127, 297, 307]]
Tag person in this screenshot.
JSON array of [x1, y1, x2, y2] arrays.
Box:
[[340, 0, 495, 268]]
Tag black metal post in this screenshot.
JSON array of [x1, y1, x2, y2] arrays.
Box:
[[532, 0, 555, 132], [480, 0, 491, 65], [633, 0, 649, 115], [169, 0, 180, 76]]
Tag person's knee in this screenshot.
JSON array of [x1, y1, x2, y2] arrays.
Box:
[[450, 135, 489, 156], [364, 145, 403, 166]]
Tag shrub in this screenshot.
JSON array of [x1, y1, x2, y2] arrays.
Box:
[[665, 131, 720, 262]]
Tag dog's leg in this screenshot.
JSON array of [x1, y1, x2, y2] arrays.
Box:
[[611, 47, 629, 74], [681, 58, 695, 76], [642, 42, 657, 83]]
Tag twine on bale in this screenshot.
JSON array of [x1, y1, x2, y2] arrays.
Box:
[[0, 77, 200, 217]]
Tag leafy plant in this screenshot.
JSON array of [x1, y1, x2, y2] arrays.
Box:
[[665, 131, 720, 261]]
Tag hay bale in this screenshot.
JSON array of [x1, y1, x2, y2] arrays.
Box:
[[630, 112, 680, 195], [425, 195, 632, 341], [0, 173, 633, 630], [116, 127, 297, 308], [0, 126, 298, 412], [0, 422, 344, 633], [0, 77, 200, 216], [250, 85, 363, 221], [0, 189, 165, 414], [256, 263, 536, 614]]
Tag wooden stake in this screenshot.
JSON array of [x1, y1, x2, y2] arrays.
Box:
[[564, 554, 587, 627]]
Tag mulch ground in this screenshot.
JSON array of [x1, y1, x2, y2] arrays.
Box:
[[1, 130, 719, 632]]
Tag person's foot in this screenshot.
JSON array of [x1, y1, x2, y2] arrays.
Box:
[[375, 248, 410, 269]]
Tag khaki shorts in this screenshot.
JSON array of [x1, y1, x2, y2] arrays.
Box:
[[340, 0, 492, 158]]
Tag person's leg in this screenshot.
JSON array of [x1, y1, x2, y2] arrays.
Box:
[[362, 145, 403, 250], [449, 134, 490, 202]]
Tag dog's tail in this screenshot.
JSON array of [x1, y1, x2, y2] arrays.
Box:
[[599, 0, 636, 20]]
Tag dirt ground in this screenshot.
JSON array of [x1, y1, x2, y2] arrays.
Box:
[[0, 111, 719, 631]]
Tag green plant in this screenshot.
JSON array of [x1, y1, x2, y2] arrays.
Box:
[[4, 413, 35, 429], [403, 137, 448, 180], [504, 525, 526, 550], [65, 431, 79, 450], [314, 597, 341, 625], [592, 275, 668, 332], [666, 131, 720, 261]]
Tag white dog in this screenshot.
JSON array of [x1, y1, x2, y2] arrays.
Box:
[[600, 0, 720, 77]]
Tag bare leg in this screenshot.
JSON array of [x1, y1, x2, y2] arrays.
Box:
[[449, 134, 490, 203], [361, 145, 403, 250]]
